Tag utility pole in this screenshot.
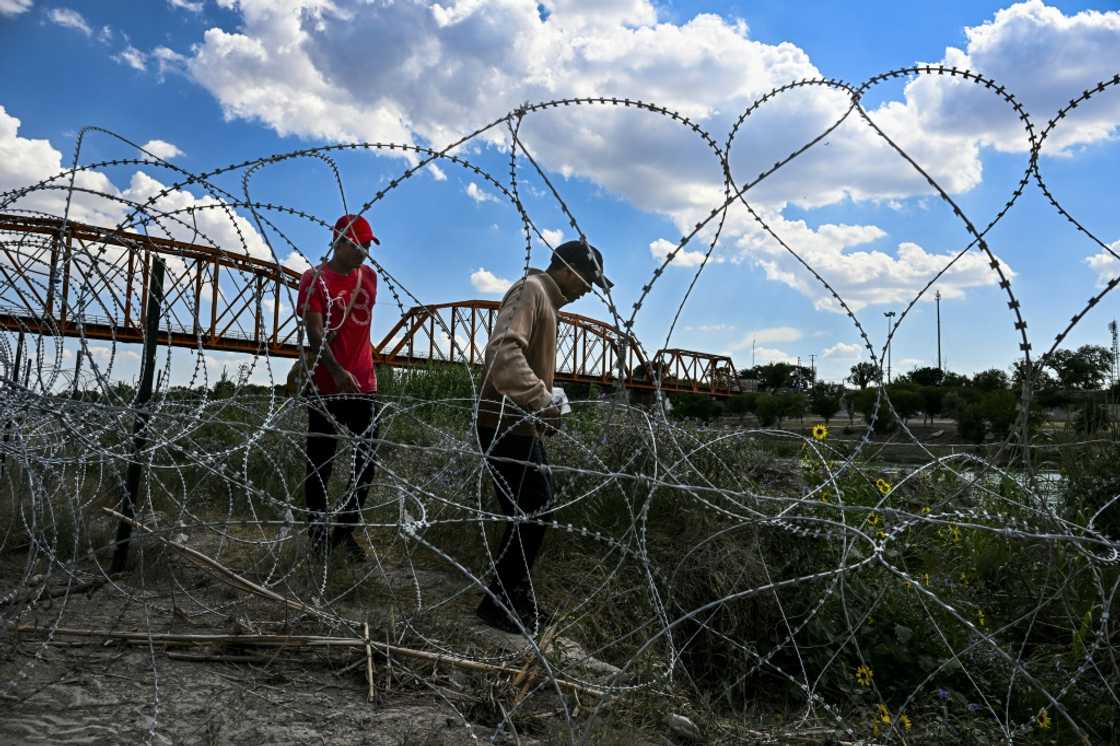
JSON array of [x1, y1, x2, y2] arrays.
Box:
[[808, 353, 816, 386], [752, 338, 756, 369], [884, 311, 896, 384], [1110, 320, 1119, 387], [935, 290, 942, 372]]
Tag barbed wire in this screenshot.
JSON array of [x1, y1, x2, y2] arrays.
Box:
[[0, 66, 1118, 744]]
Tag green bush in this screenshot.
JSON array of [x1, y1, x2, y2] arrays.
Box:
[[669, 393, 723, 422], [754, 392, 782, 427]]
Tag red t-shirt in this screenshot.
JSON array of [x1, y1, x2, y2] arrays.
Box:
[[296, 264, 378, 394]]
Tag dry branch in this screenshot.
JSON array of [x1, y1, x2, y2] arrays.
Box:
[[12, 624, 607, 697], [50, 506, 613, 698]]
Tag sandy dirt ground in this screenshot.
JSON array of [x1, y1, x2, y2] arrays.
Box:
[[0, 531, 643, 746]]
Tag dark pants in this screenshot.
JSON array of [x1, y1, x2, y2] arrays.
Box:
[[477, 426, 553, 611], [305, 395, 379, 545]]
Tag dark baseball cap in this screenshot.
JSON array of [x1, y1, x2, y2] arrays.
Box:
[[552, 240, 613, 290]]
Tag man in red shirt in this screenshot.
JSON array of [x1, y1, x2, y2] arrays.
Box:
[[296, 214, 380, 561]]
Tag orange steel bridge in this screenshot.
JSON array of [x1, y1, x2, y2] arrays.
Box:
[[0, 213, 743, 397]]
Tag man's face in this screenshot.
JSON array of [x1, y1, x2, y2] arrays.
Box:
[[560, 268, 593, 305], [333, 236, 369, 270]]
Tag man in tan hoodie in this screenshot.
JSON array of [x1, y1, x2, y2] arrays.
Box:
[[475, 240, 612, 634]]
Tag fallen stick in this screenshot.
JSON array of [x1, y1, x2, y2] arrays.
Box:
[[100, 508, 327, 621], [363, 622, 375, 703], [93, 509, 609, 698], [166, 651, 274, 664], [15, 623, 607, 696], [13, 626, 607, 698]]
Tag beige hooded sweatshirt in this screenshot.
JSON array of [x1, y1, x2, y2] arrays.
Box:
[[477, 269, 565, 437]]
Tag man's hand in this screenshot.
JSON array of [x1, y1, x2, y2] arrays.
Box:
[[331, 368, 361, 394], [539, 405, 561, 437]]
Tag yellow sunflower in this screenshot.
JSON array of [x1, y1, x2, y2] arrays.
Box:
[[855, 663, 873, 687], [811, 423, 829, 441], [875, 478, 891, 495], [1037, 708, 1051, 730]]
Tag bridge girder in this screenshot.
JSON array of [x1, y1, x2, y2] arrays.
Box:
[[0, 214, 741, 397]]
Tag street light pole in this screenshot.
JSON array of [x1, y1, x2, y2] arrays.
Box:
[[935, 290, 942, 371], [884, 311, 896, 384]]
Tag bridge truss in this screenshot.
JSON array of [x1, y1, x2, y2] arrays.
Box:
[[0, 214, 742, 397]]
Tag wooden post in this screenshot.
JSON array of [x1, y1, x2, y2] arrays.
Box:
[[0, 331, 26, 478], [71, 343, 83, 396], [110, 257, 165, 574]]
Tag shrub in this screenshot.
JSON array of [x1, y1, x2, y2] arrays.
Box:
[[670, 393, 723, 422], [754, 392, 783, 427], [810, 384, 842, 424]]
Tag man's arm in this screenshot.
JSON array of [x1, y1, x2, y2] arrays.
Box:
[[305, 311, 360, 394]]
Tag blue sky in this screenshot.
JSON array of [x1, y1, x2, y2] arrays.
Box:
[[1, 0, 1118, 387]]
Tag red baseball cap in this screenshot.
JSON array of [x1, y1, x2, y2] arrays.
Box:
[[333, 214, 379, 246]]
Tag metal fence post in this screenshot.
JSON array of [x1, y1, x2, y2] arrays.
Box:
[[110, 257, 165, 574]]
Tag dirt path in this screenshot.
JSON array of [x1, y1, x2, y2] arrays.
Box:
[[1, 542, 642, 746]]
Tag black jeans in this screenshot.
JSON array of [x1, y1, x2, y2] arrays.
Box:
[[477, 426, 553, 610], [305, 395, 379, 545]]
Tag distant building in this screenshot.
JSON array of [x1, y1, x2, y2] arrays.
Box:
[[738, 378, 759, 392]]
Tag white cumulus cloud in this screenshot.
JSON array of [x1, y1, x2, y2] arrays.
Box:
[[47, 7, 90, 35], [732, 326, 803, 348], [151, 46, 188, 78], [158, 0, 1105, 313], [822, 342, 861, 359], [0, 105, 120, 225], [114, 46, 147, 71], [750, 346, 797, 365], [540, 228, 564, 247], [0, 0, 33, 16], [902, 1, 1120, 154], [465, 181, 498, 204], [139, 139, 185, 160], [735, 213, 1013, 312], [168, 0, 204, 11], [470, 267, 513, 295], [1084, 242, 1120, 288], [649, 237, 719, 268]]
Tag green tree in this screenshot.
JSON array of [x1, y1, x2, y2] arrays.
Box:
[[941, 371, 970, 388], [980, 389, 1018, 439], [847, 361, 881, 390], [919, 386, 945, 424], [809, 384, 843, 424], [725, 393, 756, 421], [754, 392, 783, 427], [886, 385, 923, 425], [670, 393, 723, 422], [1045, 345, 1114, 390], [971, 368, 1009, 391], [956, 401, 988, 443], [908, 366, 945, 387], [780, 391, 808, 423], [747, 362, 814, 391], [854, 387, 895, 434]]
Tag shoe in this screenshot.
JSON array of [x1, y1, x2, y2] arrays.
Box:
[[521, 605, 554, 633], [510, 586, 553, 632], [476, 596, 523, 634], [333, 533, 368, 564]]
